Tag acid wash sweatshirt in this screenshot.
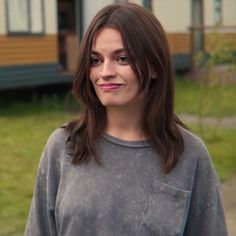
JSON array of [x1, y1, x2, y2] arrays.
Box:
[[25, 127, 227, 236]]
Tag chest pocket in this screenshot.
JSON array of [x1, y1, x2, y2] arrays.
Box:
[[142, 180, 190, 236]]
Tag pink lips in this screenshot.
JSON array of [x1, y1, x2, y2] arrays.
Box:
[[98, 83, 123, 91]]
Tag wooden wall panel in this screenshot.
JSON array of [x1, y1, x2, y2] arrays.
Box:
[[205, 33, 236, 52], [166, 33, 191, 54], [0, 35, 58, 66]]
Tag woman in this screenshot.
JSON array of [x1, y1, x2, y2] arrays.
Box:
[[25, 3, 227, 236]]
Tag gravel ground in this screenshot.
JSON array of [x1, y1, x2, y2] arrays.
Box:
[[178, 114, 236, 129], [222, 175, 236, 236]]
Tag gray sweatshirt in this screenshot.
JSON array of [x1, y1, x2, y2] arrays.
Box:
[[25, 127, 227, 236]]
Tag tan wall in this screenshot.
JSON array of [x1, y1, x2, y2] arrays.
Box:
[[0, 0, 6, 34], [167, 33, 191, 54], [153, 0, 191, 33], [83, 0, 114, 31], [44, 0, 58, 34], [131, 0, 142, 5], [204, 0, 215, 26], [0, 35, 58, 66], [223, 0, 236, 26]]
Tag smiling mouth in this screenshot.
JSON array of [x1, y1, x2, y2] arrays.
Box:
[[98, 83, 123, 90]]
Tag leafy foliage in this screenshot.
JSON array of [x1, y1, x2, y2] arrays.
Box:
[[193, 32, 236, 139]]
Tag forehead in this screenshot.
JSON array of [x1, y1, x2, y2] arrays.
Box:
[[92, 27, 124, 51]]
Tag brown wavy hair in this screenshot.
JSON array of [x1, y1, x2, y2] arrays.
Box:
[[66, 3, 187, 173]]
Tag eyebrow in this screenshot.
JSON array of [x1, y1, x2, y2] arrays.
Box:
[[91, 48, 127, 56]]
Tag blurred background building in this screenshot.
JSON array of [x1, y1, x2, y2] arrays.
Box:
[[0, 0, 235, 90]]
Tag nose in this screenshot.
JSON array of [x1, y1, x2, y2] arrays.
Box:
[[99, 60, 116, 79]]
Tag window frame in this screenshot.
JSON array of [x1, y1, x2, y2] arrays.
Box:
[[214, 0, 222, 25], [143, 0, 152, 11], [5, 0, 45, 36]]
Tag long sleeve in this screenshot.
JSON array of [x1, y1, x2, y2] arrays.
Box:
[[183, 142, 228, 236], [24, 129, 64, 236]]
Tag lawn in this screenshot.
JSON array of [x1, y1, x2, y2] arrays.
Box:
[[0, 99, 74, 236], [175, 76, 236, 180], [175, 76, 236, 116], [0, 79, 235, 235]]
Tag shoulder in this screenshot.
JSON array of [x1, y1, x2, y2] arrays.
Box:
[[178, 126, 218, 181], [179, 126, 210, 160], [45, 126, 69, 150], [38, 127, 69, 175], [174, 126, 217, 179]]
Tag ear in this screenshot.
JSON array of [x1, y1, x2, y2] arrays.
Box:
[[151, 71, 158, 79]]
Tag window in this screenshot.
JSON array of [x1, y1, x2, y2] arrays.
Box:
[[6, 0, 44, 34], [143, 0, 152, 11], [214, 0, 222, 25]]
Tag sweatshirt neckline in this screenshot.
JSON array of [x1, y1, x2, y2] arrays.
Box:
[[102, 133, 151, 148]]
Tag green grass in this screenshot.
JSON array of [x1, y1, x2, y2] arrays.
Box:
[[175, 77, 236, 117], [0, 97, 75, 236], [175, 77, 236, 180], [188, 125, 236, 181], [0, 79, 235, 235]]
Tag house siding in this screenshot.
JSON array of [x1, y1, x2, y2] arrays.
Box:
[[205, 32, 236, 52], [0, 0, 60, 89], [223, 0, 236, 26], [167, 33, 191, 54], [0, 0, 6, 34], [153, 0, 191, 33], [0, 35, 58, 66]]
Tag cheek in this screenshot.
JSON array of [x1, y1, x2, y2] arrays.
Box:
[[89, 68, 98, 84], [129, 75, 139, 91]]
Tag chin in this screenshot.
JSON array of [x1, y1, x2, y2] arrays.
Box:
[[101, 103, 119, 107], [100, 100, 123, 107]]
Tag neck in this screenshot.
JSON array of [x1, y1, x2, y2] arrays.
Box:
[[105, 104, 146, 141]]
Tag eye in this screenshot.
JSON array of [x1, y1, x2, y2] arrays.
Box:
[[117, 55, 129, 64], [90, 57, 102, 65]]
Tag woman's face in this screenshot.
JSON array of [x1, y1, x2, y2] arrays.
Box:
[[89, 27, 141, 109]]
